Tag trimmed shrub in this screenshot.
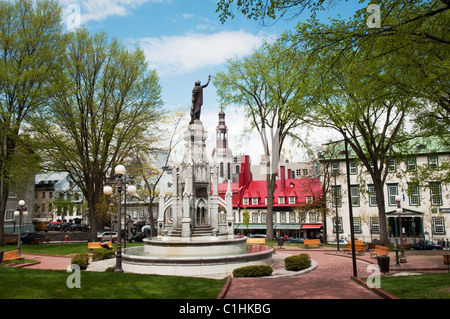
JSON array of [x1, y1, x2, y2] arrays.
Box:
[[284, 253, 311, 271], [71, 253, 89, 270], [92, 249, 116, 261], [232, 265, 273, 277]]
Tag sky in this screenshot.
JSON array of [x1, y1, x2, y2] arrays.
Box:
[[57, 0, 368, 163]]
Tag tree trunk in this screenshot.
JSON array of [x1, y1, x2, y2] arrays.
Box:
[[374, 180, 389, 244], [266, 173, 276, 241]]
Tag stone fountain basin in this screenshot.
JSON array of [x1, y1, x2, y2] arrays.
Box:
[[122, 236, 274, 277]]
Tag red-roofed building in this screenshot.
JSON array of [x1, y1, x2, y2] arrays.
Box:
[[218, 155, 324, 239]]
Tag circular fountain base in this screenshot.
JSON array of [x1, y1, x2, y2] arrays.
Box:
[[122, 236, 274, 277]]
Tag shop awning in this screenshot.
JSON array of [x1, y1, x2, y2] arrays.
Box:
[[300, 223, 323, 230]]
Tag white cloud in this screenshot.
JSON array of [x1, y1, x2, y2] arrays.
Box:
[[137, 30, 272, 76], [60, 0, 169, 24]]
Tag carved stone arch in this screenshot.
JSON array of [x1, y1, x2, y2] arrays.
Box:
[[196, 198, 208, 226]]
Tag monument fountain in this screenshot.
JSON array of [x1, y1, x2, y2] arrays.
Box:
[[122, 77, 273, 277]]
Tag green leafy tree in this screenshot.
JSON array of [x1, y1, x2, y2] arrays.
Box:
[[214, 41, 312, 240], [30, 28, 163, 241], [0, 0, 65, 245]]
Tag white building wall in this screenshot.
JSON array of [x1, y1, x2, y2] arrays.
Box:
[[324, 153, 450, 244]]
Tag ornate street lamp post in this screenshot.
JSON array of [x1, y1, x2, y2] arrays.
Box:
[[103, 165, 137, 272], [14, 200, 28, 256], [343, 128, 357, 278], [395, 195, 407, 263]]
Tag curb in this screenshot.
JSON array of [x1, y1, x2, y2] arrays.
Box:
[[350, 276, 399, 299], [217, 275, 232, 299]]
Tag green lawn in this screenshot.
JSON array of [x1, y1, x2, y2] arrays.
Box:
[[0, 243, 226, 299], [379, 273, 450, 299], [1, 242, 142, 255], [0, 267, 226, 299]]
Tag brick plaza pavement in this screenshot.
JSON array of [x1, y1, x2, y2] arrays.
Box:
[[221, 250, 384, 299], [220, 248, 449, 299]]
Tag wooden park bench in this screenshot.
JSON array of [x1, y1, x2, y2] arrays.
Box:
[[88, 241, 112, 251], [344, 242, 366, 255], [1, 250, 24, 264], [303, 239, 323, 248], [3, 237, 17, 245], [246, 237, 266, 245], [33, 237, 50, 244], [443, 255, 450, 273], [370, 245, 389, 258]]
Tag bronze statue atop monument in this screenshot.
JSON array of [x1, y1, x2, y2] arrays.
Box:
[[190, 75, 211, 124]]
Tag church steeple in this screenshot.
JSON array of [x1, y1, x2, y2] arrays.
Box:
[[211, 110, 233, 182]]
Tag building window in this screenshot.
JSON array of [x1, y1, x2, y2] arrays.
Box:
[[289, 196, 296, 204], [331, 162, 340, 174], [220, 162, 224, 178], [406, 157, 417, 171], [278, 197, 285, 204], [430, 182, 442, 206], [303, 169, 308, 176], [280, 212, 286, 223], [353, 217, 362, 233], [331, 185, 342, 207], [252, 212, 258, 223], [387, 184, 399, 206], [306, 196, 313, 204], [433, 217, 445, 235], [428, 156, 439, 170], [408, 183, 420, 206], [368, 185, 377, 207], [300, 213, 306, 224], [309, 212, 316, 223], [252, 198, 258, 205], [4, 210, 14, 221], [289, 212, 296, 223], [349, 161, 358, 175], [296, 169, 301, 177], [243, 198, 249, 205], [261, 212, 267, 223], [332, 216, 343, 234], [273, 213, 277, 223], [388, 159, 396, 173], [350, 185, 360, 207], [370, 217, 380, 233]]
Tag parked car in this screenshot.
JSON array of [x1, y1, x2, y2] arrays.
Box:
[[49, 222, 61, 231], [285, 237, 306, 243], [411, 241, 443, 250], [61, 222, 73, 231], [97, 231, 118, 241], [248, 234, 266, 238], [129, 232, 147, 243], [20, 232, 47, 244], [69, 224, 90, 232], [328, 239, 348, 245]]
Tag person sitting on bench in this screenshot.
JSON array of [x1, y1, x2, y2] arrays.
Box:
[[100, 237, 112, 250]]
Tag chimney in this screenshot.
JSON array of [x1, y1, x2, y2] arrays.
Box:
[[239, 155, 252, 188], [280, 166, 286, 192]]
